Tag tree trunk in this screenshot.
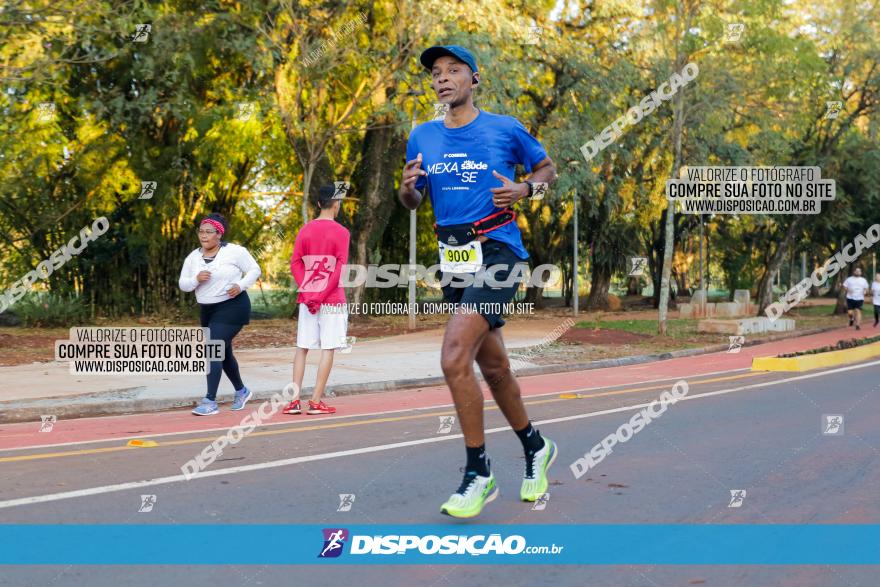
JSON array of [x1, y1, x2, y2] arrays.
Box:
[[350, 105, 406, 306], [626, 276, 640, 296], [658, 79, 684, 332], [756, 217, 803, 315], [586, 262, 611, 310], [810, 255, 821, 297], [302, 163, 314, 224], [674, 268, 688, 295], [833, 271, 848, 314], [525, 285, 545, 308]]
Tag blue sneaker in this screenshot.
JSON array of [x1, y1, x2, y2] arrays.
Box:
[[231, 387, 253, 411], [192, 398, 218, 416]]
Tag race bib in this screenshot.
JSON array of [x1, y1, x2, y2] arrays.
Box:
[[439, 240, 483, 273]]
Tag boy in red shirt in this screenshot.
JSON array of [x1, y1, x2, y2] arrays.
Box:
[[285, 185, 350, 415]]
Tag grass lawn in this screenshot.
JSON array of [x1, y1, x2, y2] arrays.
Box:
[[575, 318, 696, 338]]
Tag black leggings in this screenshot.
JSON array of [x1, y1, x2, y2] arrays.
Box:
[[875, 305, 879, 326], [205, 322, 245, 401]]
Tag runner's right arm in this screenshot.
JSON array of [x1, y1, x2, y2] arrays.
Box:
[[399, 153, 427, 210], [290, 234, 306, 289], [178, 251, 199, 292]]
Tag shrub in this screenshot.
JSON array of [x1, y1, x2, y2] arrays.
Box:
[[14, 293, 91, 327]]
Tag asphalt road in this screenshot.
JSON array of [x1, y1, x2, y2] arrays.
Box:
[[1, 360, 878, 586]]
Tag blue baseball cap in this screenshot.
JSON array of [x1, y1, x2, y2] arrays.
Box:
[[419, 45, 478, 74]]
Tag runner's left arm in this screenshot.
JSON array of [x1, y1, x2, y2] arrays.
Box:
[[233, 245, 262, 291], [526, 157, 557, 186], [514, 113, 557, 189]]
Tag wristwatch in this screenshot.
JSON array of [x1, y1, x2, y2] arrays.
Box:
[[525, 181, 534, 199]]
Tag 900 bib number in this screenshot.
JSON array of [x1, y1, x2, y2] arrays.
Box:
[[439, 241, 483, 273], [445, 248, 476, 263]]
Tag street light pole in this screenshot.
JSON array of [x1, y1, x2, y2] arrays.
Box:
[[407, 97, 420, 330], [573, 193, 578, 316]]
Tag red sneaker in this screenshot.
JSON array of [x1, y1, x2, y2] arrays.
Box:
[[307, 400, 336, 415], [282, 400, 301, 415]]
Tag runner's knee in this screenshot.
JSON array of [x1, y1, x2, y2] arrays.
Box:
[[479, 360, 511, 389], [441, 340, 472, 377]]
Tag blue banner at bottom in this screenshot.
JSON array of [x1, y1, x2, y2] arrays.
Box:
[[1, 524, 878, 565]]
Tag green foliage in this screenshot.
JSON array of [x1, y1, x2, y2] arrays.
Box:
[[13, 293, 91, 327], [575, 318, 693, 337], [0, 0, 878, 325]]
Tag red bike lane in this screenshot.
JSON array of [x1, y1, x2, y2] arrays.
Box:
[[0, 325, 871, 451]]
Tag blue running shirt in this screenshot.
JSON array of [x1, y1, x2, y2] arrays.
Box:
[[405, 110, 548, 260]]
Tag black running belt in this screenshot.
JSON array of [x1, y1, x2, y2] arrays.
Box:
[[434, 209, 517, 246]]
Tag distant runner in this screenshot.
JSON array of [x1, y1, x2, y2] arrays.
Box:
[[873, 273, 880, 328], [843, 268, 869, 330], [399, 45, 559, 518]]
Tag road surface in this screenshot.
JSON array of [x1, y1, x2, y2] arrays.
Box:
[[0, 357, 878, 586]]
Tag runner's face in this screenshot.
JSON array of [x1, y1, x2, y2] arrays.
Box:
[[198, 224, 221, 249], [431, 56, 473, 107]]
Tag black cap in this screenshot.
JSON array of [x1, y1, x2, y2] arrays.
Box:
[[318, 183, 349, 206]]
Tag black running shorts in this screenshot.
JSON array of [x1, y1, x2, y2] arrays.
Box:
[[846, 298, 864, 310], [440, 239, 528, 329]]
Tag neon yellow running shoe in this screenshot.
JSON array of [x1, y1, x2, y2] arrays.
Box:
[[521, 437, 557, 502], [441, 469, 499, 518]]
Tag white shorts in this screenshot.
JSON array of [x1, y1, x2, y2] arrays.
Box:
[[297, 303, 348, 350]]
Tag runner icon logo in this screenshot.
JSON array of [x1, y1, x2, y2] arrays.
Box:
[[132, 24, 151, 43], [531, 493, 550, 511], [524, 25, 542, 45], [319, 528, 349, 558], [333, 181, 351, 199], [236, 102, 255, 121], [728, 490, 746, 508], [530, 182, 548, 200], [340, 336, 356, 354], [629, 257, 648, 277], [139, 494, 156, 513], [437, 415, 456, 434], [724, 23, 745, 43], [38, 415, 57, 433], [301, 255, 337, 292], [727, 335, 745, 353], [337, 494, 355, 512], [822, 414, 844, 435], [37, 102, 56, 122], [824, 101, 842, 120], [139, 181, 157, 200]]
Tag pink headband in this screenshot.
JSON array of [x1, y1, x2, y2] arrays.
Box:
[[200, 218, 225, 235]]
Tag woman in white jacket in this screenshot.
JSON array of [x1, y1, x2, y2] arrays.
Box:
[[179, 213, 261, 415]]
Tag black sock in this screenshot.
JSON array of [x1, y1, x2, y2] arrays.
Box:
[[465, 445, 490, 476], [515, 422, 545, 454]]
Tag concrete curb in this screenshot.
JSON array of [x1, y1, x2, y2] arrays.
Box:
[[0, 325, 840, 424], [752, 340, 880, 372]]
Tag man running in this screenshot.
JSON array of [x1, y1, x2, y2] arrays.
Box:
[[872, 273, 880, 327], [843, 267, 869, 330], [399, 45, 558, 518], [286, 185, 350, 415]]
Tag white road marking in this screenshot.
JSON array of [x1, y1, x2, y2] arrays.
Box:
[[0, 361, 875, 510]]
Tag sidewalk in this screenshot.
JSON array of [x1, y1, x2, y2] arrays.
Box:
[[0, 320, 874, 423]]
